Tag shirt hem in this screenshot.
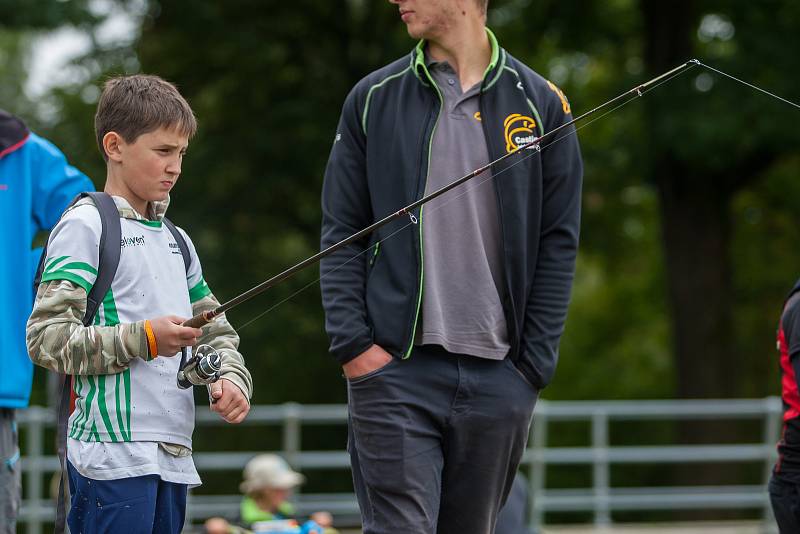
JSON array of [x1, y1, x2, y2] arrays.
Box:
[[417, 333, 510, 359]]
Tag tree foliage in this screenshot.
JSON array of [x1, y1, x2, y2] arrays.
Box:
[[6, 0, 800, 414]]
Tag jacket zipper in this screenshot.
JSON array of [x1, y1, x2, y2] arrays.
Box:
[[369, 242, 380, 266], [405, 72, 444, 359], [479, 93, 518, 359]]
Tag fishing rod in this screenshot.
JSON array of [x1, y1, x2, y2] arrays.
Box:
[[182, 59, 699, 332]]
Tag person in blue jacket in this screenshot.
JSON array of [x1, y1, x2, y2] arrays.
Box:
[[0, 109, 93, 533]]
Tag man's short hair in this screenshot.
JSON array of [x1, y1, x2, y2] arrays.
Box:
[[94, 74, 197, 160]]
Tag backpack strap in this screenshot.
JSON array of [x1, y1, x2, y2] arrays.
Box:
[[33, 191, 122, 326], [162, 216, 192, 274], [82, 192, 122, 325]]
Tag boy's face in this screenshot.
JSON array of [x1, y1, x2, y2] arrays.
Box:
[[115, 126, 188, 207]]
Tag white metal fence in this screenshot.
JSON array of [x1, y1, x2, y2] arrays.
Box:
[[15, 397, 784, 533]]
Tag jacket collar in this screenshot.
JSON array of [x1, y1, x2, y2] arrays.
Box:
[[110, 194, 170, 222], [0, 110, 30, 160], [411, 27, 503, 90]]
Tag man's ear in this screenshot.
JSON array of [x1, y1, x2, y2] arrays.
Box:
[[103, 132, 125, 163]]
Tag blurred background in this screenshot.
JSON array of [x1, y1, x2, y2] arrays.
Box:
[[4, 0, 800, 531]]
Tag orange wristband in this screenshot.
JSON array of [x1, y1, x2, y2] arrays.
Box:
[[144, 320, 158, 359]]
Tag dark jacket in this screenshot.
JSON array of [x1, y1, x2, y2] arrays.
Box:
[[320, 30, 583, 389]]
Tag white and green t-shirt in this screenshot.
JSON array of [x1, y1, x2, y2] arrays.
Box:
[[41, 198, 211, 449]]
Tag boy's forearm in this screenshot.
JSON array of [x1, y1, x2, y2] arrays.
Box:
[[26, 280, 148, 375], [193, 293, 253, 400]]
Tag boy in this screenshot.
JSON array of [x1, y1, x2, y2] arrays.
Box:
[[26, 75, 252, 533]]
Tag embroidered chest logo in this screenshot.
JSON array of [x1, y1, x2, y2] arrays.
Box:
[[168, 242, 183, 256], [121, 235, 146, 248], [503, 114, 537, 153]]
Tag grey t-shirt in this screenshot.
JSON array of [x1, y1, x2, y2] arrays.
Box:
[[418, 58, 510, 359]]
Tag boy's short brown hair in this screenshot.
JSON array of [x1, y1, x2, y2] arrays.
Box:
[[94, 74, 197, 160]]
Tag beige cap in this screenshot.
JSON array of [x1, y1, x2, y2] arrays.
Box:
[[239, 454, 306, 493]]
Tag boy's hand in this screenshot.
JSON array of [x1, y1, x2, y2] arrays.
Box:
[[209, 378, 249, 423], [149, 315, 202, 356]]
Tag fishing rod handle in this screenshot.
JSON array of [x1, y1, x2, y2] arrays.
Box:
[[183, 310, 217, 329]]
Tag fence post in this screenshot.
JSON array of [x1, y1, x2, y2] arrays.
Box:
[[763, 396, 781, 533], [530, 401, 548, 532], [25, 407, 44, 534], [592, 410, 610, 527]]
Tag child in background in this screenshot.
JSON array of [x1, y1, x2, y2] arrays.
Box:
[[204, 454, 337, 534]]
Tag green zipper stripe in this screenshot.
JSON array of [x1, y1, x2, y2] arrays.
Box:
[[97, 376, 119, 442], [483, 49, 507, 91], [362, 67, 413, 134], [406, 67, 443, 359], [370, 242, 381, 266], [484, 28, 501, 76], [189, 278, 212, 303], [526, 99, 546, 137]]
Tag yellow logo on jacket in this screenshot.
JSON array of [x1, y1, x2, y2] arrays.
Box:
[[547, 80, 571, 114], [503, 114, 537, 153]]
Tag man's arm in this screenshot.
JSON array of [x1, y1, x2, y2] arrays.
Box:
[[520, 85, 584, 386], [319, 86, 375, 364], [783, 297, 800, 391]]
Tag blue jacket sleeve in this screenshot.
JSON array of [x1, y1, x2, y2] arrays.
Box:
[[319, 87, 375, 364], [521, 86, 583, 385], [29, 133, 95, 232]]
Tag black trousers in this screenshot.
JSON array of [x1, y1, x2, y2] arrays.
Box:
[[346, 345, 538, 534], [770, 474, 800, 533]]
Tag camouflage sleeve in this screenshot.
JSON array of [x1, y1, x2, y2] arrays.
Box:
[[193, 292, 253, 401], [26, 280, 149, 375]]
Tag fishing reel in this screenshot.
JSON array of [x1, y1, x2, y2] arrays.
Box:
[[177, 344, 222, 389]]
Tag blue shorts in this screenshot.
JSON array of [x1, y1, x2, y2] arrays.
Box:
[[67, 461, 187, 534]]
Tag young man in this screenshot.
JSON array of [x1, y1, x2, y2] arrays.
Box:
[[0, 110, 93, 534], [26, 75, 252, 534], [320, 0, 582, 532], [771, 281, 800, 532]]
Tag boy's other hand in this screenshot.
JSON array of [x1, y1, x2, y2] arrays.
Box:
[[209, 378, 249, 423], [149, 315, 202, 356]]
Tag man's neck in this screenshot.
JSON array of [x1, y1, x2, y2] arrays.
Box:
[[427, 22, 491, 91]]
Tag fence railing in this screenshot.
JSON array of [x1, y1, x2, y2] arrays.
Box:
[[16, 397, 784, 533]]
